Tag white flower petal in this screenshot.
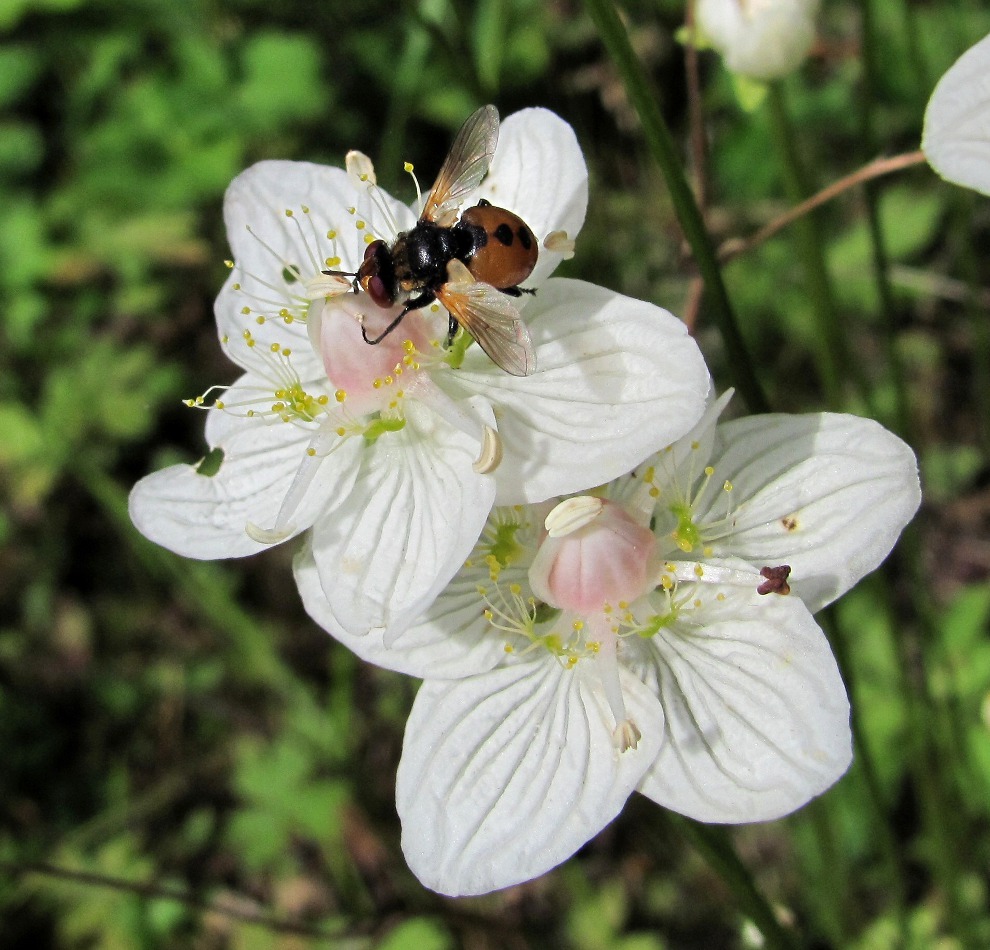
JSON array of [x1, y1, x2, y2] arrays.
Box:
[[129, 413, 361, 559], [449, 279, 710, 504], [294, 538, 509, 678], [396, 657, 663, 896], [474, 108, 589, 288], [217, 160, 415, 375], [699, 413, 921, 611], [923, 32, 990, 196], [307, 399, 497, 639], [631, 586, 850, 822]]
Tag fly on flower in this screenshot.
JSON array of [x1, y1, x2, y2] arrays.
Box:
[[328, 105, 539, 377]]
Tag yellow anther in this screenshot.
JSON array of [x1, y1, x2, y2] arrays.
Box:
[[336, 426, 346, 436], [694, 598, 702, 608], [484, 608, 494, 620], [704, 466, 715, 476], [717, 593, 726, 601], [307, 447, 316, 457], [301, 205, 309, 213], [364, 234, 375, 244], [270, 343, 280, 352], [566, 656, 578, 668], [588, 641, 601, 654], [224, 260, 234, 268], [691, 441, 700, 450], [247, 410, 256, 417], [618, 601, 629, 610], [509, 583, 522, 595], [723, 480, 733, 492], [215, 400, 225, 410], [283, 348, 292, 356], [231, 283, 240, 290], [572, 619, 584, 631], [703, 546, 713, 557], [327, 229, 337, 240], [373, 378, 382, 389], [335, 389, 347, 402], [241, 306, 251, 315], [256, 315, 265, 324], [284, 209, 294, 217], [317, 394, 329, 405], [404, 162, 414, 172], [661, 575, 673, 591], [346, 206, 356, 215], [649, 486, 660, 498], [694, 564, 704, 577], [504, 643, 514, 653], [403, 340, 415, 353], [384, 375, 394, 385], [356, 220, 366, 230]]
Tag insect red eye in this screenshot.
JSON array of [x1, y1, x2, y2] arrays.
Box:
[[368, 275, 392, 308]]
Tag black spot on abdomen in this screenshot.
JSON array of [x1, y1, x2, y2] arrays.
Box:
[[517, 226, 533, 250], [493, 223, 514, 245]]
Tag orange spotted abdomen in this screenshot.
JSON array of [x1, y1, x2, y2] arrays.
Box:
[[458, 203, 538, 289]]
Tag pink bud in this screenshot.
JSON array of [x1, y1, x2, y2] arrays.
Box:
[[529, 498, 658, 613]]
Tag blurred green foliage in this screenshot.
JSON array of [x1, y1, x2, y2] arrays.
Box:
[[3, 0, 990, 946]]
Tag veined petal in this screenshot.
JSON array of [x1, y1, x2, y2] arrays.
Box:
[[128, 413, 362, 559], [630, 585, 850, 822], [217, 160, 415, 375], [396, 657, 663, 896], [699, 413, 921, 611], [923, 32, 990, 197], [449, 279, 710, 504], [473, 109, 589, 288], [307, 399, 497, 639], [294, 538, 509, 678]]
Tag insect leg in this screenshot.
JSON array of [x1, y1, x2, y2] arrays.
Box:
[[499, 286, 537, 298], [362, 291, 435, 345]]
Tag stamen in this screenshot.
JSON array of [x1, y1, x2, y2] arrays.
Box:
[[543, 230, 576, 259], [404, 161, 423, 212], [473, 425, 503, 474], [545, 496, 605, 537]]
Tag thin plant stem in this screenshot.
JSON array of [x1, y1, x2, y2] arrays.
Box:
[[667, 817, 800, 950], [582, 0, 770, 414], [717, 150, 927, 265], [821, 604, 909, 930], [2, 861, 360, 943], [859, 0, 914, 443], [765, 82, 849, 410]]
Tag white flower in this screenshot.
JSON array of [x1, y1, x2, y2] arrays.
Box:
[[295, 395, 920, 895], [697, 0, 820, 80], [129, 108, 711, 640], [923, 32, 990, 196]]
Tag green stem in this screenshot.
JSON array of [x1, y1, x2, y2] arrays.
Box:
[[766, 82, 854, 412], [821, 604, 908, 932], [582, 0, 770, 414], [669, 817, 800, 950], [858, 0, 913, 442]]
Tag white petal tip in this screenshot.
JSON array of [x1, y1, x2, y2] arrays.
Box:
[[545, 495, 604, 537], [612, 719, 642, 753], [245, 522, 296, 545], [473, 425, 503, 474]]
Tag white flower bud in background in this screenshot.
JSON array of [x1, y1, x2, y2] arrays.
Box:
[[696, 0, 820, 81]]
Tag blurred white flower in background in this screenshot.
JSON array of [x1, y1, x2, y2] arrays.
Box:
[[696, 0, 820, 80]]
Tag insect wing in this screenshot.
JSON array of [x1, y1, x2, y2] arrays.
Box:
[[421, 105, 499, 226], [438, 272, 535, 377]]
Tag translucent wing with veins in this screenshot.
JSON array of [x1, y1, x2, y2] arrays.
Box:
[[420, 105, 500, 226]]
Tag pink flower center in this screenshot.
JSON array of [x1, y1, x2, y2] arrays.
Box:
[[317, 295, 437, 416], [529, 499, 658, 613]]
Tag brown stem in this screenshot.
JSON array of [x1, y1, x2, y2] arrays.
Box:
[[718, 149, 927, 263]]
